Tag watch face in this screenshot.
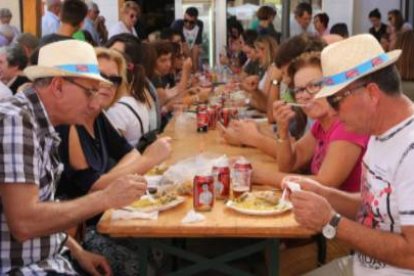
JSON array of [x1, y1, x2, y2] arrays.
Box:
[[322, 225, 336, 239]]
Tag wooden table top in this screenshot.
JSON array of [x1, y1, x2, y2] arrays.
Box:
[[97, 115, 313, 239]]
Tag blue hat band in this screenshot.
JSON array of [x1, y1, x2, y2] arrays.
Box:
[[56, 64, 100, 75], [323, 53, 390, 86]]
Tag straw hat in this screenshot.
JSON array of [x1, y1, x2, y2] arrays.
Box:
[[24, 40, 110, 84], [315, 34, 401, 99]]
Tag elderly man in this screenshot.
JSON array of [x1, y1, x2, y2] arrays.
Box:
[[83, 1, 100, 44], [0, 45, 30, 94], [285, 34, 414, 275], [0, 39, 147, 274], [0, 8, 20, 39], [42, 0, 62, 36]]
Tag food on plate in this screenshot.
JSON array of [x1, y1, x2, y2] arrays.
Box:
[[233, 191, 283, 211], [176, 180, 193, 195], [130, 192, 178, 210]]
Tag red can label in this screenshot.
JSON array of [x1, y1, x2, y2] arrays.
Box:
[[207, 107, 217, 129], [197, 105, 208, 132], [220, 107, 238, 127], [212, 166, 230, 200], [193, 175, 214, 211]]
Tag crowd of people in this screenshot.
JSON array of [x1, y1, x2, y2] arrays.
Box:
[[0, 0, 413, 275]]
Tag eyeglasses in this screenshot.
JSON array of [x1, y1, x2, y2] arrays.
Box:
[[184, 19, 196, 25], [292, 80, 323, 95], [100, 73, 123, 87], [327, 83, 367, 111], [64, 78, 99, 98]]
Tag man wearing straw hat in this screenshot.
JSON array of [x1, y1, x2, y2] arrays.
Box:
[[283, 34, 414, 275], [0, 40, 147, 274]]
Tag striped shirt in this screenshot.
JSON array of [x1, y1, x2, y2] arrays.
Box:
[[0, 88, 77, 275]]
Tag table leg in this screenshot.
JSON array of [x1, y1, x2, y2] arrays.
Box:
[[138, 239, 150, 276], [268, 239, 279, 276]]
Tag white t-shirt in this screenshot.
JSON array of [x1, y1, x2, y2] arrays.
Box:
[[106, 96, 149, 146], [108, 21, 138, 39], [183, 25, 199, 49], [354, 115, 414, 275]]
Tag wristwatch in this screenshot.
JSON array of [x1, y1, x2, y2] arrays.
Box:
[[322, 213, 341, 239], [271, 79, 280, 87]]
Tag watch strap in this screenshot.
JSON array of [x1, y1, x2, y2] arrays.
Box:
[[329, 213, 341, 227]]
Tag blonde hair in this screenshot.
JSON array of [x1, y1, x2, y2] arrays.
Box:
[[122, 1, 140, 14], [254, 35, 278, 69], [95, 47, 128, 106]]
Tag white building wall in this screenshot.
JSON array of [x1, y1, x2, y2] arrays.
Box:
[[94, 0, 119, 33]]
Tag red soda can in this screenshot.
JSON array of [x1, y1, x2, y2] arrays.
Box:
[[231, 158, 253, 199], [212, 164, 230, 200], [193, 174, 214, 211], [197, 104, 208, 132], [220, 107, 231, 127], [207, 106, 217, 129]]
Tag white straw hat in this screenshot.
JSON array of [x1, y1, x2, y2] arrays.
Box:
[[24, 40, 111, 84], [315, 34, 402, 99]]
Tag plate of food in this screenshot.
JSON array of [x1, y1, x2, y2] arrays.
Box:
[[226, 191, 292, 216], [126, 192, 185, 213]]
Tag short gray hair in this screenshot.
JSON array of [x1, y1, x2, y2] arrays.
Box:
[[0, 8, 12, 19], [33, 77, 53, 88]]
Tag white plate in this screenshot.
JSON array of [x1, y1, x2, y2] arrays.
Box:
[[226, 200, 292, 216], [126, 196, 186, 213]]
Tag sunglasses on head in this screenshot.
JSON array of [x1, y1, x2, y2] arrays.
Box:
[[101, 73, 123, 87], [184, 19, 196, 25], [326, 83, 367, 111]]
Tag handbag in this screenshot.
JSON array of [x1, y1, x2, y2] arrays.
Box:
[[118, 101, 158, 152]]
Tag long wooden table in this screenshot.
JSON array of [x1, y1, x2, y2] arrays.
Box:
[[98, 114, 314, 275]]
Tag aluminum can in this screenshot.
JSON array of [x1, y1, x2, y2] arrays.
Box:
[[197, 104, 208, 132], [193, 174, 214, 211], [207, 106, 217, 129], [212, 165, 230, 200]]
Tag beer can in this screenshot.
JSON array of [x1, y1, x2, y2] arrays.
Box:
[[212, 165, 230, 200], [193, 174, 214, 211], [196, 104, 208, 132], [231, 158, 253, 199]]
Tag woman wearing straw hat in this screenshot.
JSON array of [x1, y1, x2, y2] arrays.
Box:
[[282, 34, 414, 275], [0, 39, 148, 275]]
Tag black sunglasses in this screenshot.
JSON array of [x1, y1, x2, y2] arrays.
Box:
[[101, 73, 123, 87], [184, 19, 196, 25], [326, 83, 366, 111]]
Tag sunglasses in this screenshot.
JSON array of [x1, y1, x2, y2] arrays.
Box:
[[292, 80, 323, 95], [327, 83, 366, 111], [184, 19, 196, 25], [101, 73, 123, 87]]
